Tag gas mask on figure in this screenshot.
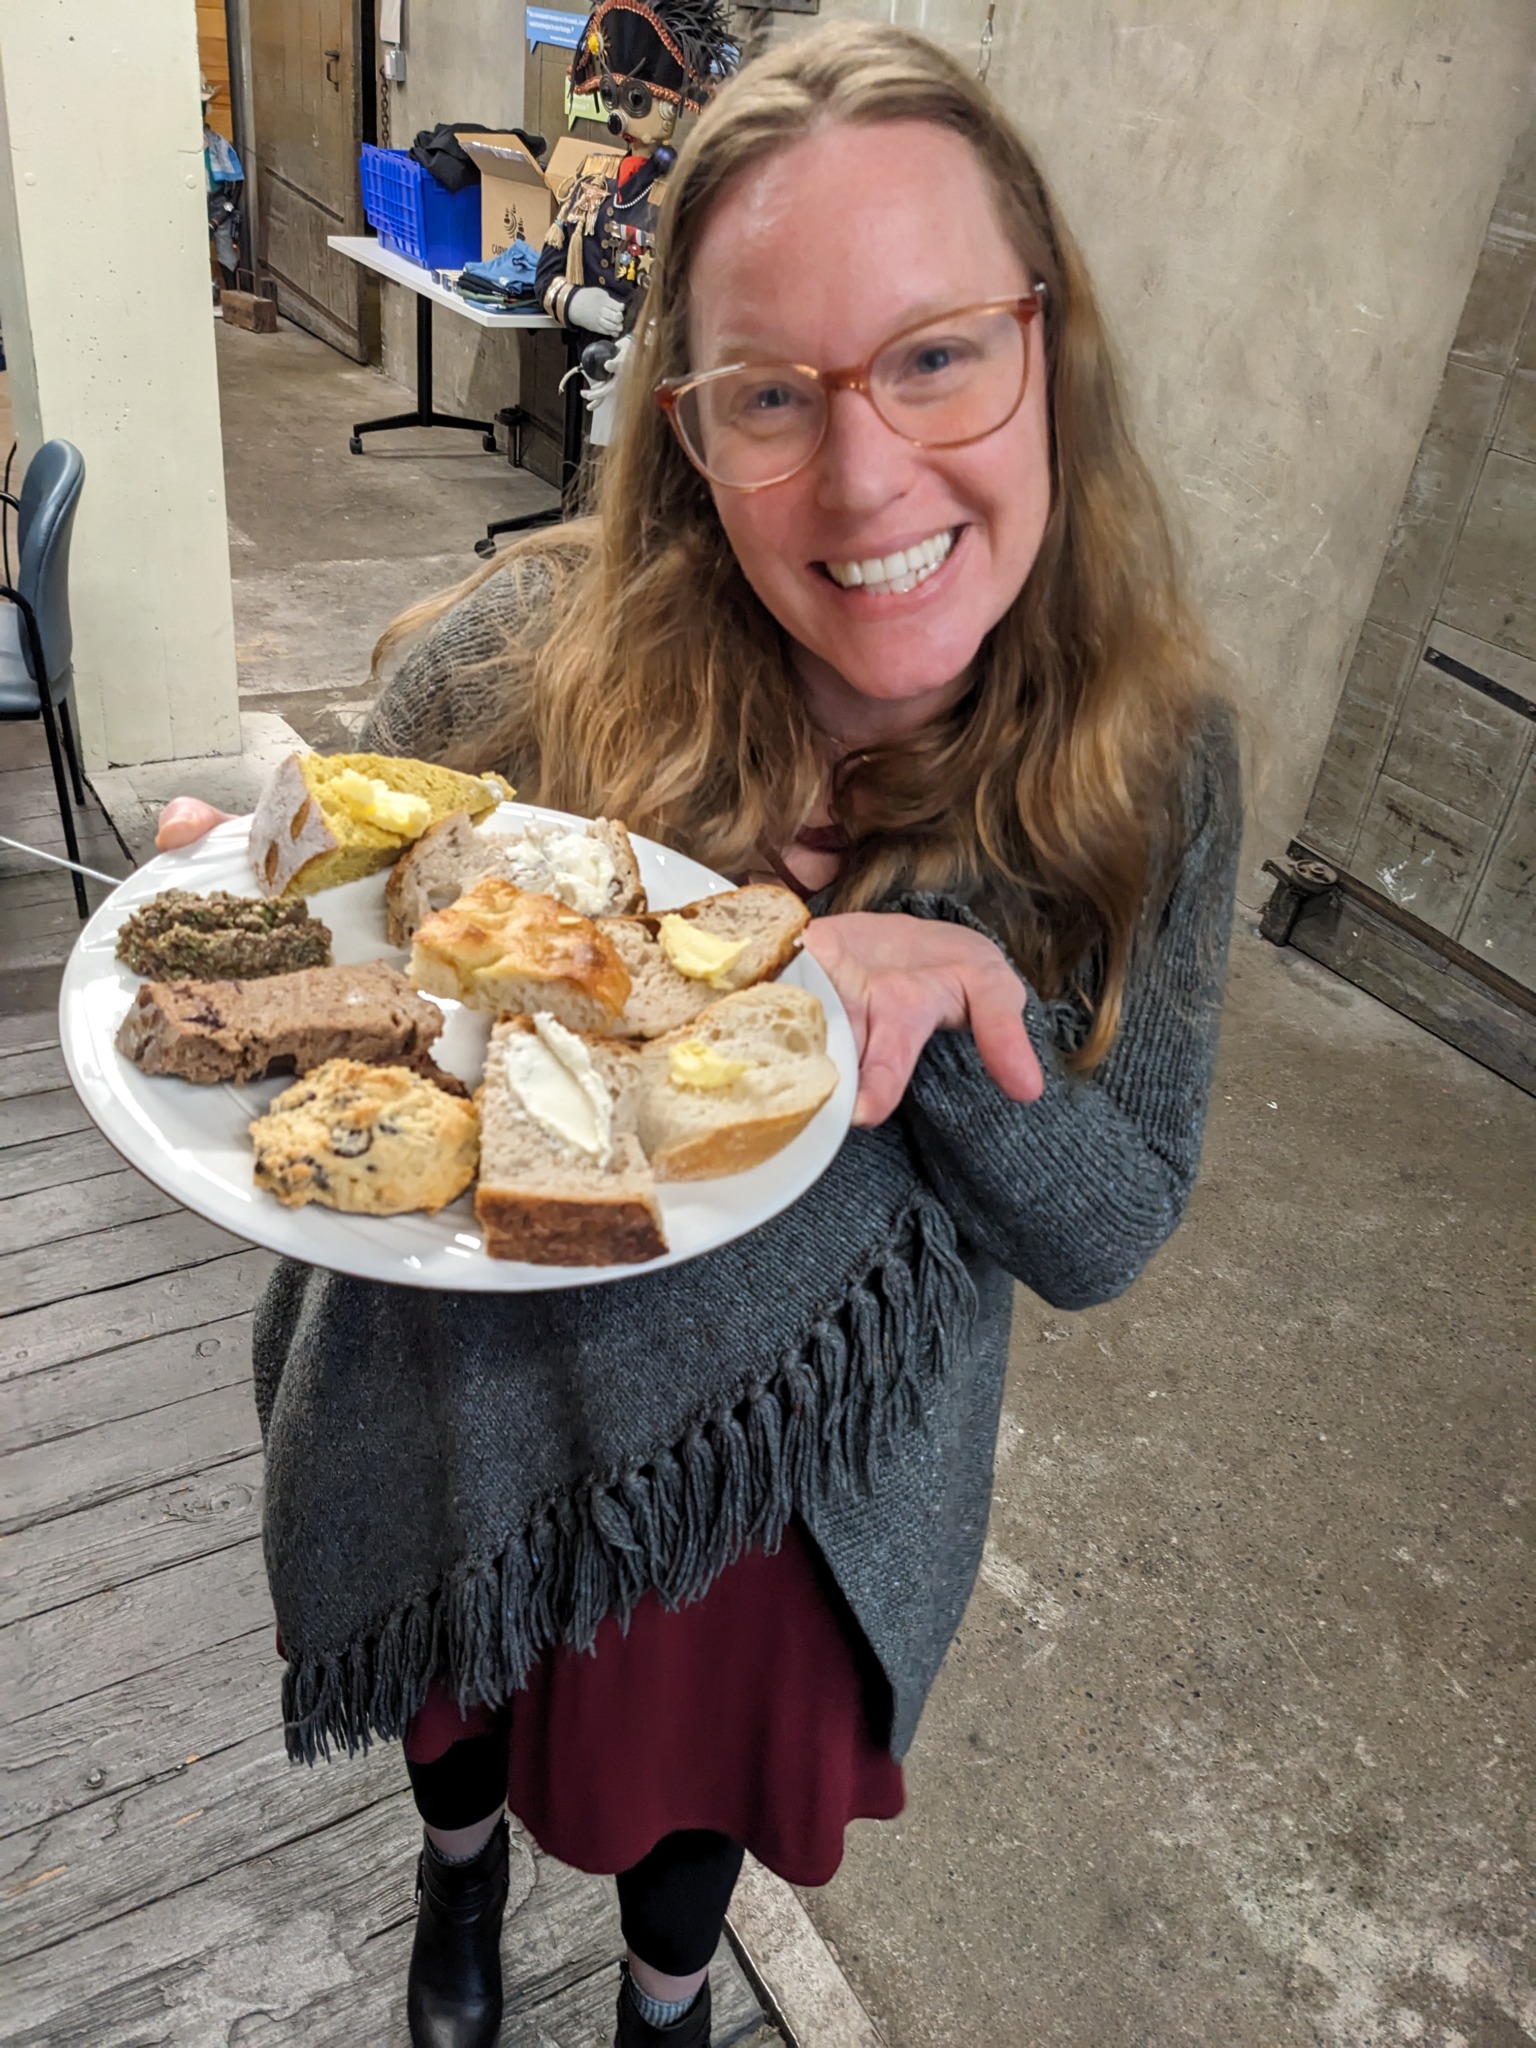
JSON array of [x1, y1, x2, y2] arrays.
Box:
[[536, 0, 736, 436]]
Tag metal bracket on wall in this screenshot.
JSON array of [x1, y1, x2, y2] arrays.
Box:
[[1259, 855, 1339, 947]]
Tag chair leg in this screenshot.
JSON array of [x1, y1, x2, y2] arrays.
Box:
[[58, 691, 87, 805], [37, 694, 90, 918]]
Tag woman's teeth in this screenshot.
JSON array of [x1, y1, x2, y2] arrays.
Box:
[[825, 529, 955, 594]]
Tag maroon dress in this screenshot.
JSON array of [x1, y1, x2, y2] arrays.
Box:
[[403, 1519, 905, 1886]]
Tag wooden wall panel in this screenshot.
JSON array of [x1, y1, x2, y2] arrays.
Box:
[[1303, 622, 1417, 863], [1462, 760, 1536, 987], [1379, 664, 1530, 822], [1352, 775, 1495, 937], [1363, 362, 1504, 640], [1437, 450, 1536, 663]]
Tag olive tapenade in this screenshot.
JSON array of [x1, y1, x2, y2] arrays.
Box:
[[115, 889, 333, 980]]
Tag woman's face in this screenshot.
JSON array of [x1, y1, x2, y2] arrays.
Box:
[[687, 120, 1052, 726]]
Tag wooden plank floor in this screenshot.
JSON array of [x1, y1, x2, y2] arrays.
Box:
[[0, 727, 779, 2047]]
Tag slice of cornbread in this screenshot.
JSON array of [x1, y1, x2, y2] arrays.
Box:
[[249, 751, 515, 900]]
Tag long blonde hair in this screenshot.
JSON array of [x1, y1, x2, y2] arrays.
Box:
[[380, 25, 1222, 1068]]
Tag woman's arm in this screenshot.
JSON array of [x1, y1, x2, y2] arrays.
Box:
[[894, 712, 1242, 1307], [359, 553, 556, 767]]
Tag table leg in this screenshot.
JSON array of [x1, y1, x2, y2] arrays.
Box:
[[349, 292, 499, 452]]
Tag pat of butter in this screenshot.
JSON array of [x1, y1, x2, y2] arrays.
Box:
[[669, 1039, 751, 1091], [657, 914, 747, 988], [329, 767, 431, 837], [503, 1013, 613, 1164]]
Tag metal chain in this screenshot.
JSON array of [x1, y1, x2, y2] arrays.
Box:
[[379, 72, 391, 147], [977, 1, 995, 84]]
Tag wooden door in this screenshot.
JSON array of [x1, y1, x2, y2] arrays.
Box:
[[1292, 117, 1534, 1086], [249, 0, 374, 359]]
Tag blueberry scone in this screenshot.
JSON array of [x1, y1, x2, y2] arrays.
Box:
[[250, 1059, 479, 1215]]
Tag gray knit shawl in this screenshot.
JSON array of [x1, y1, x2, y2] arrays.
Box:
[[253, 593, 1242, 1766]]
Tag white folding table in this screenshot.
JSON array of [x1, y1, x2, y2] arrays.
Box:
[[329, 234, 578, 552]]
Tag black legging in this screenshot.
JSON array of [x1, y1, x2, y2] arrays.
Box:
[[407, 1732, 744, 1976]]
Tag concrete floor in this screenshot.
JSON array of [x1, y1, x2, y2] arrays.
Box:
[[205, 321, 1534, 2048], [218, 318, 556, 754], [815, 932, 1534, 2048]]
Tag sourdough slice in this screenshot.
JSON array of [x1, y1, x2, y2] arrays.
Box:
[[602, 885, 809, 1038], [250, 751, 515, 900], [636, 985, 838, 1180], [251, 1059, 478, 1214], [408, 877, 631, 1029], [475, 1017, 666, 1264], [115, 960, 445, 1084], [385, 812, 644, 947]]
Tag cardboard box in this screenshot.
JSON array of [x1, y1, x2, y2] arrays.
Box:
[[461, 132, 624, 261]]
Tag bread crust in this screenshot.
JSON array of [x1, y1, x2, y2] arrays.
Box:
[[474, 1186, 667, 1264], [648, 1106, 823, 1182]]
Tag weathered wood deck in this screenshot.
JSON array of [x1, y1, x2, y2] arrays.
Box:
[[0, 729, 780, 2046]]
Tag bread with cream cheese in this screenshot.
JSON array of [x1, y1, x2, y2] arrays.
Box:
[[385, 811, 644, 946], [474, 1015, 666, 1264]]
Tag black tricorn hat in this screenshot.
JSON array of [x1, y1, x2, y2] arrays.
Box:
[[569, 0, 736, 115]]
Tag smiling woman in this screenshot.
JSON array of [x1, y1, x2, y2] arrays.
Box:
[[188, 22, 1247, 2048]]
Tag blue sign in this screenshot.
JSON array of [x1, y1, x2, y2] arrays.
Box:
[[526, 6, 586, 51]]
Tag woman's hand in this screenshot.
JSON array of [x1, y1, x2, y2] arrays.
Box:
[[802, 912, 1045, 1128], [155, 798, 234, 851]]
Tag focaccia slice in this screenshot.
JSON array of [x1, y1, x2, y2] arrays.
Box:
[[408, 876, 631, 1031]]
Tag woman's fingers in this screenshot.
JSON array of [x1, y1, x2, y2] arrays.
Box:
[[964, 963, 1045, 1104], [154, 798, 233, 850], [851, 992, 934, 1127]]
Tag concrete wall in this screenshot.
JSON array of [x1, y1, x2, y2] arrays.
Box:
[[780, 1, 1534, 895], [0, 0, 240, 768], [373, 0, 531, 419]]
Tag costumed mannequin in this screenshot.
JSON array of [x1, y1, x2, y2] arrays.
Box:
[[535, 0, 735, 439]]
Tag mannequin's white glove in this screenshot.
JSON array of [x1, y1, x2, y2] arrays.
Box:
[[567, 287, 625, 337], [582, 333, 633, 448]]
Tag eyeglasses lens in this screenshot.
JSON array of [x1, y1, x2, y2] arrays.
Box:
[[677, 305, 1028, 488]]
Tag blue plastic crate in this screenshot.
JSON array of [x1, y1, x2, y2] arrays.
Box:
[[359, 146, 482, 270]]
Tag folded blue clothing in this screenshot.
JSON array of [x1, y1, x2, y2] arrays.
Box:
[[461, 239, 540, 290]]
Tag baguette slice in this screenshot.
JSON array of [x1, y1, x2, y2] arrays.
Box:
[[385, 811, 644, 947], [250, 751, 515, 900], [602, 885, 809, 1038], [409, 877, 631, 1029], [475, 1016, 666, 1264], [637, 985, 838, 1180]]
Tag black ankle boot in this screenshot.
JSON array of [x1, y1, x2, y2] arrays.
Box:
[[407, 1818, 510, 2048], [614, 1961, 713, 2047]]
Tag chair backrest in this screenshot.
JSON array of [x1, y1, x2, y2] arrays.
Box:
[[15, 440, 85, 686]]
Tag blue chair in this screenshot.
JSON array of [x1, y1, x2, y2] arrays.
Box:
[[0, 440, 89, 915]]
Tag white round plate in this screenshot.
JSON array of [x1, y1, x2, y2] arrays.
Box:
[[58, 804, 857, 1290]]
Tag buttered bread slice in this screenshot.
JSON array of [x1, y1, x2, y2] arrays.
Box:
[[637, 985, 838, 1179], [601, 884, 809, 1038], [250, 751, 515, 900], [475, 1014, 666, 1265], [409, 876, 632, 1030]]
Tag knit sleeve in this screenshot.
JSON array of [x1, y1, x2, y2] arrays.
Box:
[[358, 554, 558, 770], [894, 707, 1242, 1309]]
